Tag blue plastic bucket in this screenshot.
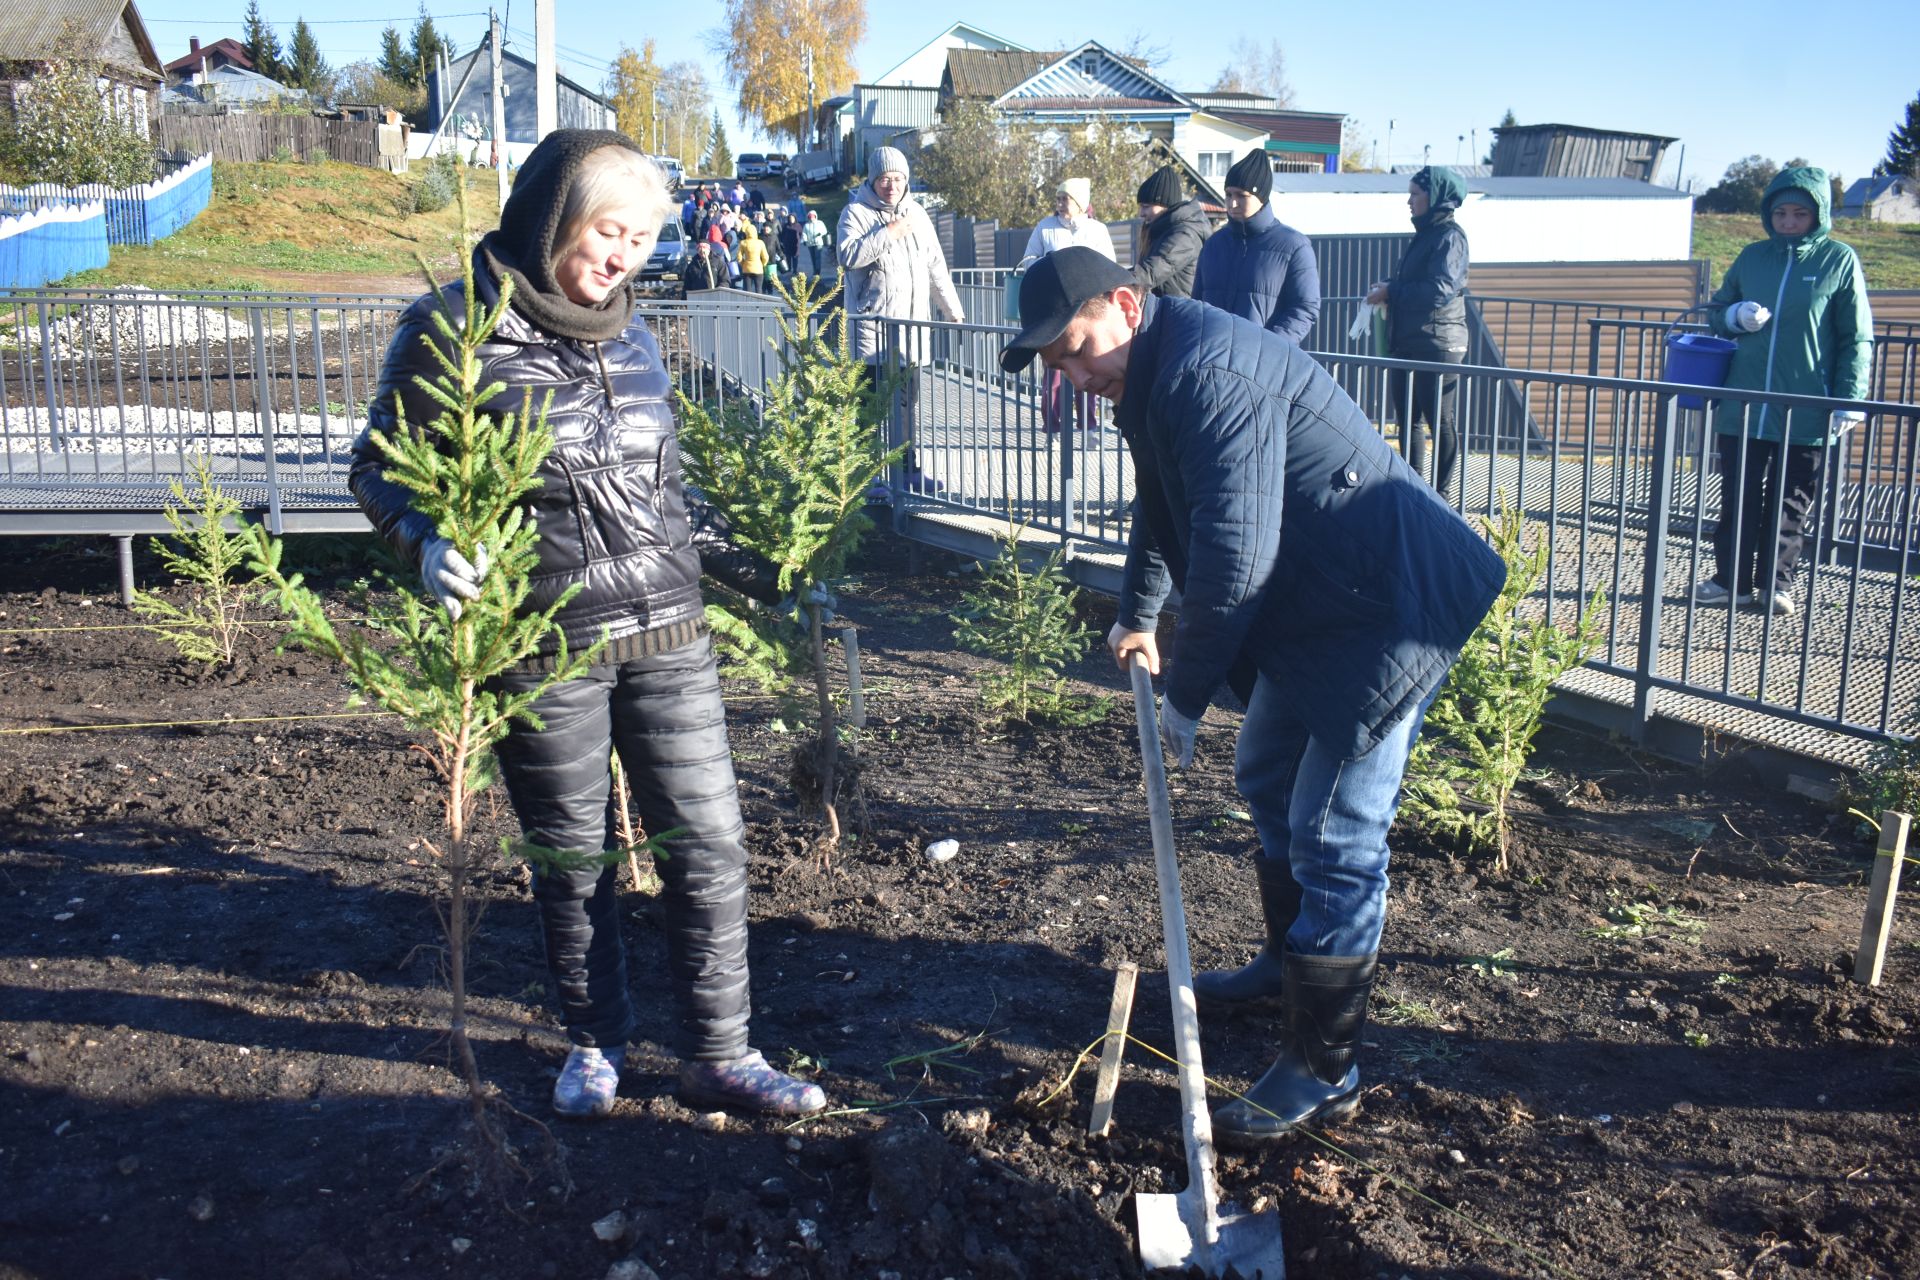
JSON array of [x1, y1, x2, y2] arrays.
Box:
[[1664, 332, 1738, 410]]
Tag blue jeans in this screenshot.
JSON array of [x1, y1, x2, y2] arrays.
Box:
[[1233, 675, 1436, 957]]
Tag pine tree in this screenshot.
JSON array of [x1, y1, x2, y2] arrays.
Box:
[[378, 25, 416, 87], [676, 276, 905, 858], [952, 522, 1108, 726], [1882, 89, 1920, 178], [707, 109, 733, 178], [410, 4, 453, 90], [241, 0, 284, 82], [286, 19, 332, 95]]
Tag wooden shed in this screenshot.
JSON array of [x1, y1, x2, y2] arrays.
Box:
[[1491, 123, 1676, 183]]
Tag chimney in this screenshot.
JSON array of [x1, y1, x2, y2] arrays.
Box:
[[190, 38, 201, 54]]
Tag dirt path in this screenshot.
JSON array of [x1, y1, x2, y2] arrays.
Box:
[[0, 533, 1914, 1279]]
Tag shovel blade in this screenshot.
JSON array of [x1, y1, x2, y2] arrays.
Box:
[[1136, 1192, 1286, 1278]]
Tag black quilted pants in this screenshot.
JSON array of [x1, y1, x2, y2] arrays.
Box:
[[494, 636, 751, 1062]]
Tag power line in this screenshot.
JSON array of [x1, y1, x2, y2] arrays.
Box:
[[144, 13, 490, 24]]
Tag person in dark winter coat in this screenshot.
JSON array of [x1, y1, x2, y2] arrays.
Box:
[[681, 239, 728, 293], [1131, 164, 1211, 300], [350, 130, 827, 1123], [1367, 166, 1470, 495], [1191, 149, 1319, 344], [1000, 249, 1504, 1145]]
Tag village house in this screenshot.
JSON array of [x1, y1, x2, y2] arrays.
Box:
[[0, 0, 165, 139]]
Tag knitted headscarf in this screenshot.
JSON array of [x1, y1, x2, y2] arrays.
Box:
[[478, 128, 648, 343]]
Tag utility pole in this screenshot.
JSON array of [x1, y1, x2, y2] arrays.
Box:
[[535, 0, 556, 143], [1386, 120, 1394, 173], [805, 46, 816, 152], [490, 10, 508, 210]]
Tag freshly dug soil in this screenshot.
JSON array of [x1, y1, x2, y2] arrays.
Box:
[[1, 532, 1914, 1280]]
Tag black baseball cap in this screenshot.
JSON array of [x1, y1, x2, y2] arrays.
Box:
[[999, 247, 1135, 373]]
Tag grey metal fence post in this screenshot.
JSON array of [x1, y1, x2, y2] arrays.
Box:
[[37, 303, 64, 453], [249, 306, 283, 535], [1633, 390, 1682, 739]]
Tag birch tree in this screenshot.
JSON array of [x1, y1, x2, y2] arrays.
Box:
[[715, 0, 864, 149]]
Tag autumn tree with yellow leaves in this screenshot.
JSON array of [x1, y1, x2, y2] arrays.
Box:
[[715, 0, 863, 149], [606, 40, 714, 173]]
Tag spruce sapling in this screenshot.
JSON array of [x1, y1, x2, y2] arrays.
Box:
[[677, 274, 905, 854], [246, 204, 604, 1191], [1401, 499, 1603, 873], [131, 451, 261, 665], [952, 520, 1109, 726]]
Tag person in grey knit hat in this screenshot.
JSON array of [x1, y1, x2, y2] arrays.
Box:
[[838, 144, 964, 492]]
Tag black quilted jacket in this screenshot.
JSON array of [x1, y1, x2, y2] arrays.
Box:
[[350, 257, 777, 662]]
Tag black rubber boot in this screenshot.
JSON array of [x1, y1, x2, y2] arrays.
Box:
[[1212, 952, 1378, 1145], [1193, 857, 1302, 1004]]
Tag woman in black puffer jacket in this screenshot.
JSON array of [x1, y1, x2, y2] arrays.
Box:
[[350, 129, 825, 1121]]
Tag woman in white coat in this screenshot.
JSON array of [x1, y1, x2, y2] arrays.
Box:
[[1022, 177, 1116, 435], [1021, 177, 1116, 262], [837, 146, 964, 492]]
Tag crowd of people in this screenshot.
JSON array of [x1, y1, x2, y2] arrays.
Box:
[[676, 181, 833, 295]]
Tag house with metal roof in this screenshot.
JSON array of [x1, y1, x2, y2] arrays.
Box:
[[161, 36, 252, 85], [1186, 92, 1345, 174], [937, 41, 1287, 192], [423, 45, 614, 165], [0, 0, 165, 138], [161, 65, 307, 113], [1266, 173, 1697, 262], [1837, 174, 1920, 225]]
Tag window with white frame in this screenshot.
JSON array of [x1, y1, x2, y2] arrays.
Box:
[[1199, 151, 1232, 179]]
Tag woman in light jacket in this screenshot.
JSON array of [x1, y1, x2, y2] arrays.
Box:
[[836, 146, 964, 491]]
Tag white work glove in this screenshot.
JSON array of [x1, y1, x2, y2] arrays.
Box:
[[1158, 699, 1199, 770], [1727, 301, 1770, 333], [420, 536, 489, 621], [778, 582, 836, 622], [1829, 410, 1867, 433]]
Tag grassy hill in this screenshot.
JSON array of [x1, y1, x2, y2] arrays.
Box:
[[1694, 212, 1920, 291], [67, 159, 502, 294]]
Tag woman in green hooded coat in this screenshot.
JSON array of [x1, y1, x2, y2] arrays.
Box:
[[1697, 166, 1873, 618]]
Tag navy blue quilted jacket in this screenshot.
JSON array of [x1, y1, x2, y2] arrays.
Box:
[[1190, 203, 1320, 345], [1115, 296, 1505, 759]]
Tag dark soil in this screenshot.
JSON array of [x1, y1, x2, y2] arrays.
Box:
[[1, 533, 1915, 1280]]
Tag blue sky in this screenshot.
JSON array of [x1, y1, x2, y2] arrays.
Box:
[[137, 1, 1916, 191]]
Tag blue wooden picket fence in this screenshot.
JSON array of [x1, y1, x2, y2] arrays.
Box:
[[0, 155, 212, 287]]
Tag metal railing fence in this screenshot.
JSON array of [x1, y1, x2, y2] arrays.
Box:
[[2, 286, 1915, 749], [871, 310, 1920, 746]]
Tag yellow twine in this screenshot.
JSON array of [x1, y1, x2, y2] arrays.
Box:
[[0, 711, 392, 737]]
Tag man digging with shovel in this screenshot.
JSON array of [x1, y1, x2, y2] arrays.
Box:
[[1000, 248, 1504, 1144]]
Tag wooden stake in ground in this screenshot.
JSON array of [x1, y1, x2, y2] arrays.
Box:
[[1088, 960, 1139, 1137], [1855, 810, 1910, 987]]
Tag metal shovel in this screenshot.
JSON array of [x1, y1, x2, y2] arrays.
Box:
[[1128, 654, 1287, 1278]]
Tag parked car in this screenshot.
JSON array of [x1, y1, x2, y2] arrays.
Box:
[[635, 217, 690, 293], [786, 150, 839, 192], [651, 154, 684, 190], [764, 154, 787, 176], [736, 153, 768, 180]]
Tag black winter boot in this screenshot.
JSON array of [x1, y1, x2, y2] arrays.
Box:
[[1193, 856, 1302, 1005], [1212, 952, 1377, 1145]]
